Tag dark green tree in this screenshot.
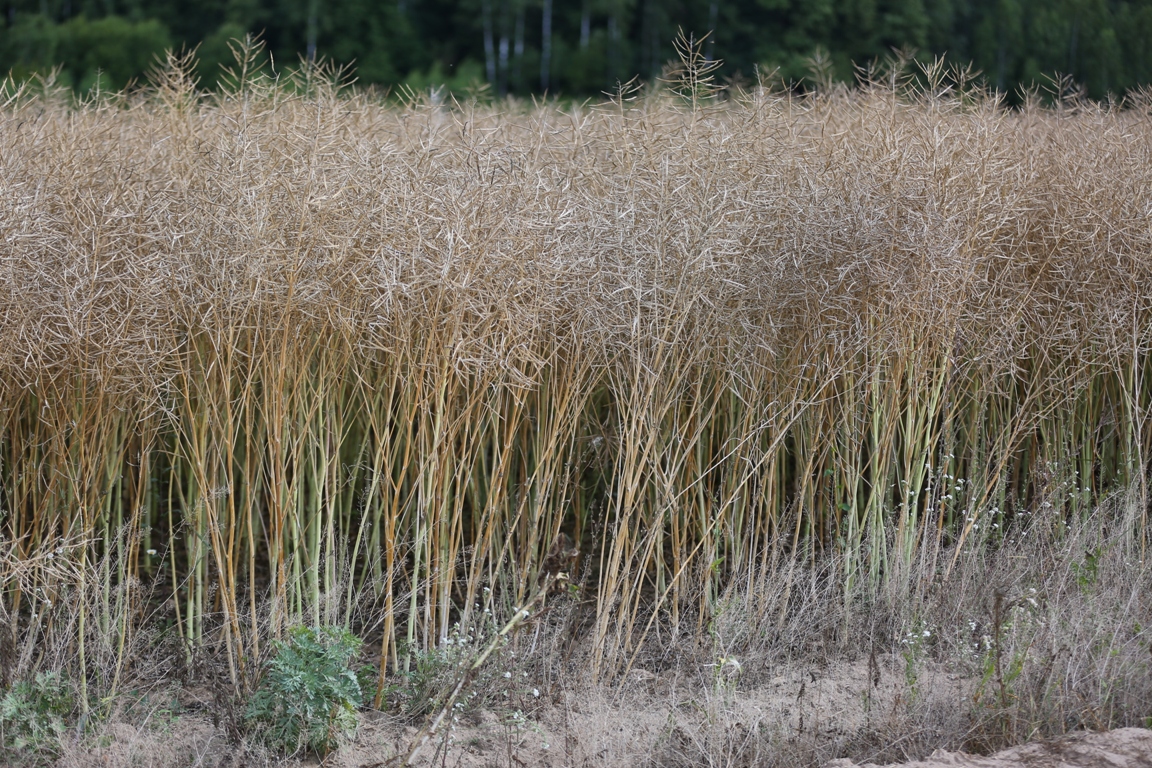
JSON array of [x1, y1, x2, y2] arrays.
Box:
[[1, 0, 1149, 98]]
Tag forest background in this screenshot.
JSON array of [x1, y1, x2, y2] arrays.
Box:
[[2, 0, 1152, 99]]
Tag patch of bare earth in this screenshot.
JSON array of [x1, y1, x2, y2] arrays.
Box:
[[827, 728, 1152, 768], [60, 658, 1152, 768]]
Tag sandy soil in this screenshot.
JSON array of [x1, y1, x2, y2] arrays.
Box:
[[53, 657, 1152, 767], [61, 714, 1152, 768], [826, 728, 1152, 768], [323, 657, 970, 767]]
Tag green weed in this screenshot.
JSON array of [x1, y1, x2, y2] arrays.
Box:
[[244, 625, 365, 757], [0, 671, 74, 762]]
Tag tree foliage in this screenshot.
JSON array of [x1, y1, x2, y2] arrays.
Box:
[[1, 0, 1150, 98]]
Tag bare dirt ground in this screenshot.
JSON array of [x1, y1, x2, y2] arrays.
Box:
[[826, 729, 1152, 768], [53, 655, 1152, 768]]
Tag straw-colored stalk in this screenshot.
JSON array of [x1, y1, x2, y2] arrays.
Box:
[[2, 47, 1151, 692]]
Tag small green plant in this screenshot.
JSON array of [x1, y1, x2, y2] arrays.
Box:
[[387, 606, 506, 719], [900, 620, 933, 701], [971, 587, 1043, 744], [245, 625, 365, 756], [0, 671, 74, 760], [1072, 545, 1104, 592], [388, 633, 474, 718]]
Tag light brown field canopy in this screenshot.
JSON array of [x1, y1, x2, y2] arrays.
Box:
[[4, 84, 1151, 384], [3, 68, 1152, 685]]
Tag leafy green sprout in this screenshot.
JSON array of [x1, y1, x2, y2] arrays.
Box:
[[0, 671, 74, 758], [244, 625, 366, 757]]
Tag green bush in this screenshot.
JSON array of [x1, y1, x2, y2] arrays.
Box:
[[195, 23, 251, 88], [245, 625, 364, 756], [62, 16, 171, 91], [0, 14, 171, 91], [0, 671, 74, 760]]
